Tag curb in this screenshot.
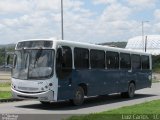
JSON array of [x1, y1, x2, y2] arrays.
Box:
[[0, 98, 23, 103]]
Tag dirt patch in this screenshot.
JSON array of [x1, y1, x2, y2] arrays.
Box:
[[152, 73, 160, 81]]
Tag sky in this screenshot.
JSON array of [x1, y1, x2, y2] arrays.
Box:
[[0, 0, 160, 44]]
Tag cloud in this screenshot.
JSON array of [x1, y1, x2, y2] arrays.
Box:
[[93, 3, 132, 38], [127, 0, 157, 9], [154, 9, 160, 21], [0, 0, 30, 14], [0, 24, 5, 29], [35, 0, 59, 10], [0, 0, 95, 44], [154, 23, 160, 32], [91, 20, 141, 43], [99, 3, 131, 22], [93, 0, 117, 5], [152, 9, 160, 33], [0, 0, 160, 44]]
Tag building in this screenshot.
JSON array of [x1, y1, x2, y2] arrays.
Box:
[[125, 35, 160, 55]]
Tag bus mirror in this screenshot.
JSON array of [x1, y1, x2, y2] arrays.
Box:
[[13, 54, 17, 68], [5, 55, 13, 69], [6, 55, 10, 65]]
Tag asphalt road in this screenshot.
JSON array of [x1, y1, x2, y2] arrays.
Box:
[[0, 83, 160, 120]]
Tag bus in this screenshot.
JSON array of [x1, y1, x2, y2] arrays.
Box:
[[9, 39, 152, 105]]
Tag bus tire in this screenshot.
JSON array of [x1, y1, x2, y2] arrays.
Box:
[[121, 82, 135, 98], [71, 86, 84, 106]]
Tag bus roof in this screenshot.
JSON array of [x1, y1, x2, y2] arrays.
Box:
[[17, 39, 151, 56]]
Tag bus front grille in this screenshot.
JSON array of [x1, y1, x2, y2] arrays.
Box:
[[18, 86, 39, 91]]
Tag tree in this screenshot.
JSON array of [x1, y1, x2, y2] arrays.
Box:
[[0, 48, 5, 65]]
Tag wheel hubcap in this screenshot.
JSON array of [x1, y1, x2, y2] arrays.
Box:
[[76, 91, 82, 101]]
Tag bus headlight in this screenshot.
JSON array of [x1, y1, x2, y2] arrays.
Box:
[[49, 83, 53, 86], [11, 83, 16, 89], [148, 75, 152, 81]]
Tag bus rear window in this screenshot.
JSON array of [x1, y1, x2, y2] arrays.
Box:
[[131, 54, 141, 70], [141, 55, 150, 70]]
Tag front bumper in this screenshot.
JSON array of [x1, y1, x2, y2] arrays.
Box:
[[11, 88, 55, 102]]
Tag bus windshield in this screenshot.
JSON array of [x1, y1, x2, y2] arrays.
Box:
[[12, 49, 54, 80]]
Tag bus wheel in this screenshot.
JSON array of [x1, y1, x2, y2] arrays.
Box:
[[71, 86, 84, 106], [40, 101, 51, 105], [128, 83, 135, 98], [121, 82, 135, 98]]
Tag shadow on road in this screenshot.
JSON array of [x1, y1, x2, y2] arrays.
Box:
[[16, 93, 156, 111]]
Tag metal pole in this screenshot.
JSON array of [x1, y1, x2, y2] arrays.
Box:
[[61, 0, 64, 40], [142, 21, 144, 51], [145, 36, 147, 52], [142, 21, 149, 52]]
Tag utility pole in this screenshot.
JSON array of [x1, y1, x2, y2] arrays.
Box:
[[142, 21, 144, 50], [61, 0, 64, 40], [145, 36, 147, 52], [142, 21, 149, 52]]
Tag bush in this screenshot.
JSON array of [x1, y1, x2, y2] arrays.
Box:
[[152, 55, 160, 73]]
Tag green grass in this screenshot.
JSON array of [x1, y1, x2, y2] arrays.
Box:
[[152, 80, 160, 83], [0, 82, 11, 87], [0, 82, 11, 91], [0, 82, 11, 99], [0, 87, 11, 91], [0, 82, 11, 92], [0, 91, 12, 99], [103, 100, 160, 114], [67, 100, 160, 120]]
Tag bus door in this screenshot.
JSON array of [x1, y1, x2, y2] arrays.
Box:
[[56, 46, 74, 100]]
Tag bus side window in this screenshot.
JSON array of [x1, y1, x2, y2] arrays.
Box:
[[120, 53, 131, 70], [141, 55, 150, 70], [90, 49, 105, 69], [74, 48, 89, 69], [106, 51, 119, 69], [56, 46, 72, 79], [131, 54, 141, 70]]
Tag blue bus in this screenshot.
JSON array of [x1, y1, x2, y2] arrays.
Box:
[[10, 39, 152, 105]]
